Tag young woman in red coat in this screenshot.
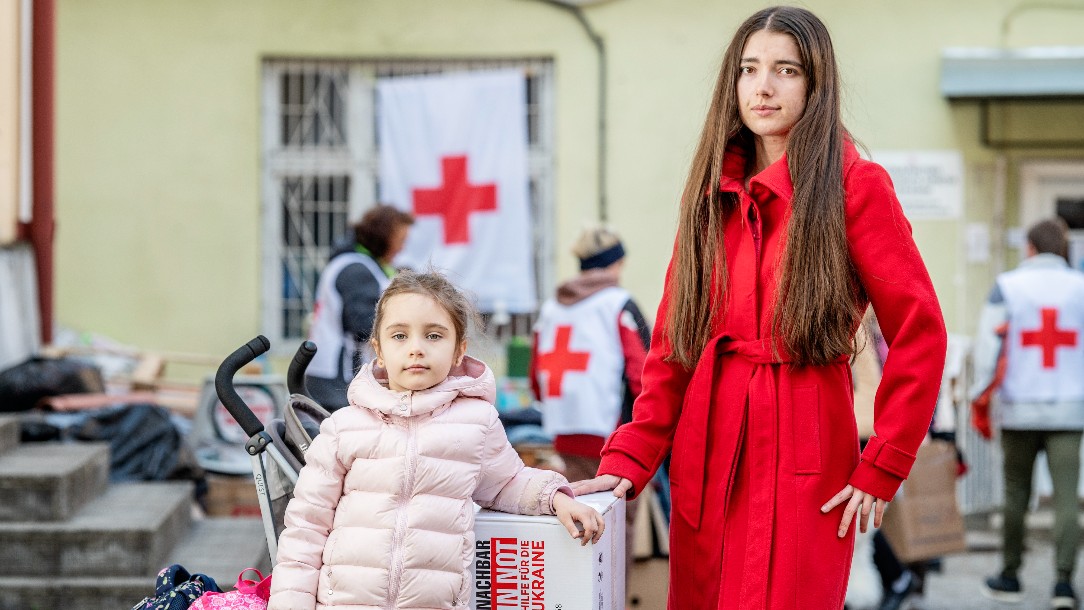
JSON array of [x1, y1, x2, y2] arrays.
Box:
[[571, 6, 947, 609]]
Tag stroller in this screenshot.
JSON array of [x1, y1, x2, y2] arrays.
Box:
[[214, 336, 330, 565]]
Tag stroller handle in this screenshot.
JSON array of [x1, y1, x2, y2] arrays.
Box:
[[215, 335, 271, 438], [287, 341, 318, 396]]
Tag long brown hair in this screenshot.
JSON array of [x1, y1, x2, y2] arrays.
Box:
[[665, 6, 861, 368]]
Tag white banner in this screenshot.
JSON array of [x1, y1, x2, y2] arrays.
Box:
[[377, 70, 536, 313]]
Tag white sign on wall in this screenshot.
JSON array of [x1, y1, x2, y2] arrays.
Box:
[[965, 222, 991, 263], [872, 150, 964, 220]]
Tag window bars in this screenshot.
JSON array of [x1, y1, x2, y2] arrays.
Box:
[[262, 58, 555, 348]]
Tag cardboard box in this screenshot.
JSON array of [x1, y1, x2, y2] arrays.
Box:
[[471, 492, 625, 610], [204, 473, 262, 518], [879, 440, 966, 563]]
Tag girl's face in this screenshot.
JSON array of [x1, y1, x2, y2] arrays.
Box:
[[373, 292, 466, 392], [736, 30, 808, 147]]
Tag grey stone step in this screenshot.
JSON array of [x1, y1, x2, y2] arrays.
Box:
[[0, 481, 193, 577], [0, 517, 271, 610], [0, 442, 110, 521], [0, 416, 18, 455], [166, 517, 272, 585], [0, 575, 148, 610]]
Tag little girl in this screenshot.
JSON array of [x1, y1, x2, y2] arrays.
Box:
[[269, 270, 605, 610]]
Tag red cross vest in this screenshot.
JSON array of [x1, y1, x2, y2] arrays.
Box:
[[998, 257, 1084, 414], [533, 286, 630, 439], [308, 252, 389, 381]]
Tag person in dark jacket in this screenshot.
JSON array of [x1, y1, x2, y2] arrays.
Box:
[[306, 205, 414, 409]]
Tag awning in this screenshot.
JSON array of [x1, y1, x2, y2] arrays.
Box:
[[941, 47, 1084, 100]]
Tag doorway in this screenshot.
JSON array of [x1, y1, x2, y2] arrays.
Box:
[[1019, 161, 1084, 270]]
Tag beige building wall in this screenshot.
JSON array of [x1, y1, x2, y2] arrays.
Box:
[[0, 0, 22, 246], [55, 0, 1084, 358]]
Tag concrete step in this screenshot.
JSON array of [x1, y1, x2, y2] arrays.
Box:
[[166, 517, 272, 585], [0, 575, 148, 610], [0, 481, 193, 577], [0, 517, 271, 610], [0, 416, 18, 455], [0, 442, 109, 522]]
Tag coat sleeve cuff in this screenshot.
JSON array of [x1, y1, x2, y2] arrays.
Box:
[[848, 436, 916, 500], [597, 434, 656, 499], [545, 482, 575, 515]]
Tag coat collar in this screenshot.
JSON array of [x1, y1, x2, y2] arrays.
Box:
[[717, 139, 862, 202], [347, 355, 496, 417]]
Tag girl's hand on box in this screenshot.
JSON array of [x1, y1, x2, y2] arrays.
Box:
[[552, 493, 605, 546], [569, 474, 634, 498]]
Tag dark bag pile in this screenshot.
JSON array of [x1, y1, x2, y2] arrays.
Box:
[[0, 356, 105, 412]]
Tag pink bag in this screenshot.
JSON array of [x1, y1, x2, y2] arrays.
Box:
[[190, 568, 270, 610]]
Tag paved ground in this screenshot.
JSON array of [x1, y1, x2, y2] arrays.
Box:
[[913, 527, 1080, 610], [629, 511, 1084, 610]]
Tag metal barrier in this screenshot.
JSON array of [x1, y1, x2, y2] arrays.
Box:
[[944, 334, 1005, 516]]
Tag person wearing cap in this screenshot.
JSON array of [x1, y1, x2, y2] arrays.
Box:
[[529, 225, 650, 580]]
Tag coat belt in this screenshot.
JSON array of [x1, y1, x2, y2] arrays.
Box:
[[677, 335, 785, 530], [677, 335, 843, 609]]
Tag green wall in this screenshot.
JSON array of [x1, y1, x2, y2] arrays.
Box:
[[55, 0, 1084, 359]]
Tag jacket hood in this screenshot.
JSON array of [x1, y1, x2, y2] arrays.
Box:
[[347, 354, 496, 417], [556, 268, 620, 305]]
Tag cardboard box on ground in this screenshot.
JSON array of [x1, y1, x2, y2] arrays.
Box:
[[205, 473, 262, 518], [471, 492, 625, 610], [879, 439, 966, 563]]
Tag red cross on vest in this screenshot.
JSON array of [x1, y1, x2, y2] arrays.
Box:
[[411, 155, 497, 245], [536, 325, 591, 398], [1021, 307, 1078, 369]]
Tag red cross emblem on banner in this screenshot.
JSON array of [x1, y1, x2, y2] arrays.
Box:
[[411, 155, 497, 245], [1021, 307, 1078, 369], [536, 325, 591, 398]]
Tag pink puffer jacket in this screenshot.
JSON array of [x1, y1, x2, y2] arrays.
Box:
[[269, 356, 572, 610]]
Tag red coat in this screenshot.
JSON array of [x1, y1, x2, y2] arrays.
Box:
[[598, 141, 947, 609]]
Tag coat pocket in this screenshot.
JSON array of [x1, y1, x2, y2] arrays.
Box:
[[792, 386, 822, 474]]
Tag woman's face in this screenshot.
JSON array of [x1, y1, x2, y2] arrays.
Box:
[[736, 30, 808, 146], [383, 223, 411, 264]]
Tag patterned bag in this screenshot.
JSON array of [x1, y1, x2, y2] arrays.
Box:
[[131, 564, 223, 610], [190, 568, 271, 610]]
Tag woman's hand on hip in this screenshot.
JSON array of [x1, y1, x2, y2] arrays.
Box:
[[569, 474, 634, 498], [821, 484, 888, 538]]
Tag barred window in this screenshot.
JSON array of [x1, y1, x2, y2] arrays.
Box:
[[262, 59, 555, 350]]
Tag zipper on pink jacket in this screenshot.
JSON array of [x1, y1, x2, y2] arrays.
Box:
[[385, 411, 419, 609]]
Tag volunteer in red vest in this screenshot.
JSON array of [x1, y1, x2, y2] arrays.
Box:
[[971, 217, 1084, 609], [529, 225, 650, 578], [306, 205, 414, 410]]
